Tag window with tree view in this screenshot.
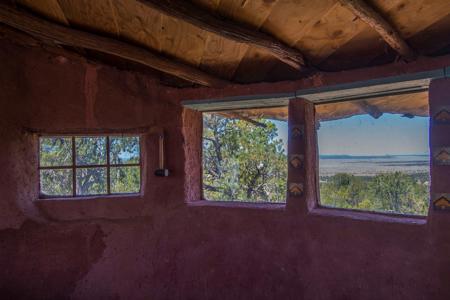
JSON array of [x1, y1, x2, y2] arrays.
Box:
[[203, 107, 288, 203], [317, 94, 430, 215], [39, 135, 141, 197]]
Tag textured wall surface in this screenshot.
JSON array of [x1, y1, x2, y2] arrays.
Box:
[[1, 38, 450, 300]]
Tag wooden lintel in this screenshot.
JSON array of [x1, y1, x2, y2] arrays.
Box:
[[338, 0, 416, 61], [0, 4, 229, 88], [138, 0, 307, 70]]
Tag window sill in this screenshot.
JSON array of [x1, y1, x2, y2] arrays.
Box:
[[35, 194, 146, 221], [36, 193, 143, 202], [188, 200, 286, 211], [309, 206, 427, 225]]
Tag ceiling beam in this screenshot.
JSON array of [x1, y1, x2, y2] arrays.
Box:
[[338, 0, 416, 61], [138, 0, 307, 70], [357, 101, 383, 119], [0, 4, 229, 88]]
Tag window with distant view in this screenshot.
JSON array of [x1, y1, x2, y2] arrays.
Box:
[[316, 95, 430, 215], [39, 135, 141, 197], [202, 107, 288, 203]]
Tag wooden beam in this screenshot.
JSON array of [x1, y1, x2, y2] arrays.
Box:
[[338, 0, 416, 60], [138, 0, 307, 70], [357, 101, 382, 119], [0, 4, 229, 87], [219, 112, 267, 128]]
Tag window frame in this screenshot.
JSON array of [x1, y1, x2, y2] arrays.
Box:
[[313, 100, 431, 218], [200, 109, 289, 204], [38, 134, 143, 199]]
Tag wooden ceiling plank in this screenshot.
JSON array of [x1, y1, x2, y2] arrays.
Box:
[[55, 0, 119, 36], [216, 0, 283, 82], [262, 0, 337, 47], [371, 0, 450, 39], [111, 0, 162, 52], [160, 14, 208, 67], [107, 0, 120, 37], [136, 0, 307, 70], [200, 0, 278, 81], [18, 0, 69, 25], [199, 34, 249, 79], [294, 2, 369, 64], [0, 4, 228, 87], [338, 0, 416, 60]]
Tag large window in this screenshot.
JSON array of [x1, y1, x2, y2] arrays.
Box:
[[316, 96, 430, 215], [39, 135, 141, 197], [202, 108, 288, 203]]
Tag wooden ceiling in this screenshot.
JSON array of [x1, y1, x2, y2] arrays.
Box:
[[3, 0, 450, 86], [215, 89, 428, 122]]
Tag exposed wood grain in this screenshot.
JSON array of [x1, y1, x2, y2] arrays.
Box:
[[18, 0, 69, 25], [294, 2, 369, 64], [160, 14, 208, 67], [107, 0, 120, 37], [219, 0, 281, 82], [56, 0, 118, 35], [338, 0, 416, 60], [199, 34, 248, 79], [111, 0, 162, 52], [372, 0, 450, 39], [137, 0, 307, 70], [0, 4, 228, 87], [263, 0, 336, 47]]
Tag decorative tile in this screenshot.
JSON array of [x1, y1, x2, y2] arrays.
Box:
[[433, 107, 450, 124], [289, 154, 304, 169], [433, 194, 450, 211], [289, 183, 303, 197], [433, 147, 450, 165], [291, 125, 304, 139]]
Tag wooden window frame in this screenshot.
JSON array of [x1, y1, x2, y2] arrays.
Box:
[[38, 134, 142, 198]]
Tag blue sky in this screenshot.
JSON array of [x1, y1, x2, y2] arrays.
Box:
[[273, 113, 429, 156]]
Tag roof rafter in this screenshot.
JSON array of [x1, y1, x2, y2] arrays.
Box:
[[0, 4, 229, 87], [338, 0, 416, 61], [137, 0, 307, 70]]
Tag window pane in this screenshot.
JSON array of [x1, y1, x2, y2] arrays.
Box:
[[317, 96, 430, 215], [75, 137, 106, 166], [110, 136, 140, 164], [40, 169, 72, 196], [202, 108, 288, 203], [76, 167, 107, 195], [39, 137, 72, 167], [110, 166, 140, 194]]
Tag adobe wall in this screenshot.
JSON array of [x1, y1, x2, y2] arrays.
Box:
[[1, 38, 450, 300]]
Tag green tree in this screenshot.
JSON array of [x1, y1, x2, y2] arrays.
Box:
[[203, 114, 287, 202]]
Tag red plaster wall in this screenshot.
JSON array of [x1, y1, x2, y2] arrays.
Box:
[[1, 39, 450, 300]]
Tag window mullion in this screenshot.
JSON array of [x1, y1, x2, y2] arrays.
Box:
[[106, 136, 111, 195], [72, 136, 76, 197]]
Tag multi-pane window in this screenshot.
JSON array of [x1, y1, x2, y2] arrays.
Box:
[[39, 135, 141, 197]]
